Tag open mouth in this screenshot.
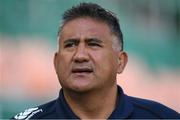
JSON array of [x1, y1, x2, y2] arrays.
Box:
[[72, 68, 93, 73]]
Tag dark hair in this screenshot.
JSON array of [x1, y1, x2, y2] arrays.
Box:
[[58, 2, 123, 50]]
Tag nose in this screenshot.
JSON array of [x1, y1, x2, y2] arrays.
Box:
[[73, 43, 89, 63]]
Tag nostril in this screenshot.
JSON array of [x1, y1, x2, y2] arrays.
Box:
[[73, 51, 89, 63], [73, 44, 89, 60], [74, 58, 89, 63]]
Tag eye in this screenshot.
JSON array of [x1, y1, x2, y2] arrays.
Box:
[[88, 42, 102, 47], [64, 42, 76, 48]]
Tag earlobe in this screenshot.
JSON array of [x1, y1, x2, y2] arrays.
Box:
[[117, 51, 128, 74], [54, 52, 58, 73]]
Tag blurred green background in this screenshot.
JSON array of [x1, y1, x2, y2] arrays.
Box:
[[0, 0, 180, 118]]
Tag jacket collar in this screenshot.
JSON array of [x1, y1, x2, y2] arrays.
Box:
[[56, 85, 134, 119], [109, 85, 133, 119]]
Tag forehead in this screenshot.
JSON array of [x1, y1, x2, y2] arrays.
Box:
[[60, 17, 112, 40]]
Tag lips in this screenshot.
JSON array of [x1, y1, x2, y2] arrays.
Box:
[[72, 67, 93, 73]]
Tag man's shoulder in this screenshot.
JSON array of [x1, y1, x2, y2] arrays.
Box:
[[12, 99, 57, 119], [126, 95, 180, 118]]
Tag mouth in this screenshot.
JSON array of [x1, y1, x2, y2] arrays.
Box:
[[72, 68, 93, 74]]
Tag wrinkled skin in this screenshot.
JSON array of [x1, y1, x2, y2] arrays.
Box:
[[54, 17, 128, 93]]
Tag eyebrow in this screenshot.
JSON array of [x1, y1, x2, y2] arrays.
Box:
[[63, 38, 79, 44], [63, 38, 103, 45], [85, 38, 103, 43]]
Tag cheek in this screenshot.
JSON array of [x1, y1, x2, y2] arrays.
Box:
[[56, 53, 72, 76], [92, 51, 118, 73]]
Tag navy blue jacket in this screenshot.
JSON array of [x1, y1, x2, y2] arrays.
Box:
[[13, 86, 180, 119]]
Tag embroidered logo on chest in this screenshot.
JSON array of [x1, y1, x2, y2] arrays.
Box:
[[14, 107, 43, 120]]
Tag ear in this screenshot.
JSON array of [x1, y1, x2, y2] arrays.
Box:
[[117, 51, 128, 74], [54, 52, 58, 73]]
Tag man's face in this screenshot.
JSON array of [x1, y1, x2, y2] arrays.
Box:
[[54, 17, 127, 92]]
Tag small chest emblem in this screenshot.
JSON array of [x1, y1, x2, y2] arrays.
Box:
[[14, 107, 43, 120]]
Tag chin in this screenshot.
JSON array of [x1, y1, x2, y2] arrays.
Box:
[[63, 82, 96, 94], [71, 84, 93, 93], [61, 77, 96, 93]]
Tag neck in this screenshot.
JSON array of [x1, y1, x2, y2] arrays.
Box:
[[63, 85, 118, 119]]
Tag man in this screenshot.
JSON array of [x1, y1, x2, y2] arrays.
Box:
[[13, 2, 179, 119]]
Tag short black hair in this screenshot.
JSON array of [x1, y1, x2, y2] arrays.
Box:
[[58, 2, 123, 50]]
